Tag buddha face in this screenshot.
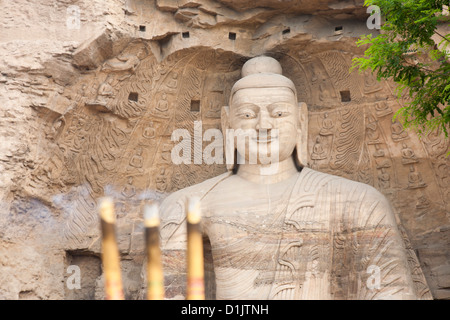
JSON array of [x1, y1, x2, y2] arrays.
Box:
[[229, 87, 299, 165]]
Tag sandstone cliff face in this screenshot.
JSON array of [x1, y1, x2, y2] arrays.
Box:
[[0, 0, 448, 299]]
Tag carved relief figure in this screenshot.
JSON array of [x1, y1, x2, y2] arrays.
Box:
[[165, 72, 178, 92], [378, 168, 391, 189], [366, 115, 381, 144], [373, 144, 385, 157], [205, 98, 222, 118], [161, 143, 173, 164], [311, 136, 327, 160], [416, 193, 431, 209], [305, 60, 337, 103], [363, 69, 383, 94], [160, 56, 426, 300], [391, 120, 409, 142], [156, 168, 168, 193], [375, 101, 392, 118], [375, 156, 392, 169], [319, 113, 334, 136], [171, 170, 185, 190], [156, 93, 169, 113], [121, 176, 136, 198], [425, 128, 448, 157], [102, 46, 147, 74], [143, 121, 156, 139], [407, 165, 427, 189], [128, 147, 144, 173], [436, 162, 449, 188], [401, 143, 419, 165], [96, 76, 115, 106]]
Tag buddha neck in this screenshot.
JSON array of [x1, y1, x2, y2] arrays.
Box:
[[236, 156, 299, 184]]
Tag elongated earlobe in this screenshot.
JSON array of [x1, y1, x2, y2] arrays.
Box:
[[296, 102, 308, 167], [221, 106, 236, 171]]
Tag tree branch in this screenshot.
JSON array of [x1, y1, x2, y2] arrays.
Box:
[[434, 30, 450, 43]]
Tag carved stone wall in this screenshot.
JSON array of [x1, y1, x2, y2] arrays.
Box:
[[0, 0, 448, 299]]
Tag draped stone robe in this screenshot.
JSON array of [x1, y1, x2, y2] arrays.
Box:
[[159, 167, 419, 300]]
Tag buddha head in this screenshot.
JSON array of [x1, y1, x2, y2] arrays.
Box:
[[221, 56, 308, 171]]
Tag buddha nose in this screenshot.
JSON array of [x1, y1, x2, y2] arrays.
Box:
[[256, 111, 273, 130]]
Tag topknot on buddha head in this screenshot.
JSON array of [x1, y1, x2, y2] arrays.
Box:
[[229, 56, 298, 105], [241, 56, 283, 77]]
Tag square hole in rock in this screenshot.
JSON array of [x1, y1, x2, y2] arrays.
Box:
[[182, 32, 190, 38], [139, 25, 146, 32], [334, 26, 343, 34], [190, 100, 200, 112], [340, 90, 351, 102], [229, 32, 236, 40], [128, 92, 138, 102]]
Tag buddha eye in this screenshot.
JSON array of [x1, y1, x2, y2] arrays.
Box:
[[238, 110, 256, 119], [272, 110, 289, 117]]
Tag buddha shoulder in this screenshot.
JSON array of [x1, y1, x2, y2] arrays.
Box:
[[303, 168, 390, 203], [160, 172, 232, 217]]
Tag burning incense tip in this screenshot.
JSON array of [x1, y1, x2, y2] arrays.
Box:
[[144, 203, 160, 228], [99, 197, 115, 223], [187, 196, 201, 224]]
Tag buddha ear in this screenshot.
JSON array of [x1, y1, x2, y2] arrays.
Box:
[[295, 102, 308, 168], [221, 106, 235, 171]]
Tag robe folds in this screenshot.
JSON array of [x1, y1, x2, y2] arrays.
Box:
[[160, 167, 428, 300]]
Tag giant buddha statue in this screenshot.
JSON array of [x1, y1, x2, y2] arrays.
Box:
[[159, 56, 423, 300]]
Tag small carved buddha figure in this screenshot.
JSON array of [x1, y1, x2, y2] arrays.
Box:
[[366, 115, 381, 144], [156, 93, 169, 113], [363, 69, 383, 93], [143, 121, 156, 139], [121, 176, 136, 198], [401, 143, 419, 165], [206, 99, 222, 118], [375, 101, 392, 118], [156, 168, 168, 193], [375, 157, 392, 169], [128, 147, 144, 172], [416, 193, 431, 209], [160, 56, 424, 300], [373, 144, 385, 157], [391, 120, 409, 142], [166, 73, 178, 90], [171, 170, 184, 189], [161, 143, 172, 163], [96, 76, 114, 105], [436, 162, 449, 187], [311, 136, 327, 160], [319, 113, 334, 136], [407, 165, 427, 189], [378, 168, 391, 189]]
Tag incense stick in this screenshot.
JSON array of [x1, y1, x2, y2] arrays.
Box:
[[186, 196, 205, 300], [144, 203, 165, 300], [98, 197, 124, 300]]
